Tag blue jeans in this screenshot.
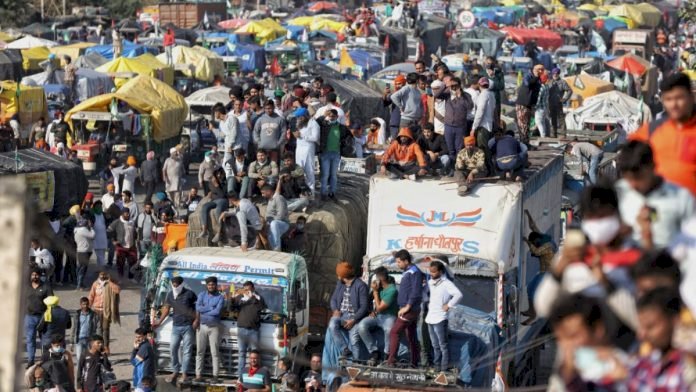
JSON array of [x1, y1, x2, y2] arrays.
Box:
[[329, 316, 363, 359], [199, 199, 228, 232], [268, 220, 290, 251], [24, 314, 42, 363], [444, 124, 465, 160], [227, 176, 250, 198], [357, 314, 396, 355], [170, 325, 195, 375], [76, 337, 89, 364], [320, 151, 341, 196], [428, 320, 449, 371], [237, 327, 259, 377], [588, 153, 604, 185], [287, 197, 309, 213]]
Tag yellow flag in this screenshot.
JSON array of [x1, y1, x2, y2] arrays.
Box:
[[339, 47, 355, 71]]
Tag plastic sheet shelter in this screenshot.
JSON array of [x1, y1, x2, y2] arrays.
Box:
[[566, 90, 652, 133], [608, 3, 661, 28], [156, 45, 224, 82], [564, 73, 614, 100], [501, 27, 563, 50], [96, 53, 174, 88], [22, 68, 115, 103], [66, 75, 188, 143], [75, 52, 108, 69], [458, 26, 505, 57], [49, 42, 96, 60], [185, 85, 229, 107], [234, 18, 287, 44], [6, 35, 58, 49], [20, 46, 51, 72], [0, 49, 23, 81], [84, 41, 159, 60], [0, 80, 47, 126]]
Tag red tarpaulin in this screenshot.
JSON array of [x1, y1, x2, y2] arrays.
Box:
[[501, 27, 563, 50], [218, 18, 249, 29], [606, 53, 650, 76]]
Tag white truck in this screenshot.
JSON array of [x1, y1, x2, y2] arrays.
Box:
[[149, 247, 310, 388], [344, 149, 563, 389]]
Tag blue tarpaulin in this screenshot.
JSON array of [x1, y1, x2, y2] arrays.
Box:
[[84, 41, 159, 60], [283, 25, 305, 40], [599, 18, 629, 33], [229, 43, 267, 73], [473, 6, 526, 26]]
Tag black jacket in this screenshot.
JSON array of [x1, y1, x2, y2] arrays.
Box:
[[225, 157, 251, 177], [316, 117, 354, 157], [72, 309, 102, 343], [232, 293, 267, 329], [417, 133, 448, 155]]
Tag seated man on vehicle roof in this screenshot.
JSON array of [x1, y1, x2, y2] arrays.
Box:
[[454, 135, 488, 195], [379, 127, 429, 180]]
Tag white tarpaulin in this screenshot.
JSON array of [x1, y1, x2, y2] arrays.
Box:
[[185, 85, 229, 107], [565, 90, 652, 133], [6, 35, 58, 49], [366, 176, 522, 268], [22, 68, 115, 102]]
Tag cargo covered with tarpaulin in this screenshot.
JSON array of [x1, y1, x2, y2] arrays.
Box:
[[501, 27, 563, 50], [327, 78, 387, 127], [65, 74, 188, 143], [0, 148, 88, 216], [22, 68, 115, 103], [96, 53, 174, 88], [0, 81, 47, 135], [0, 49, 23, 80], [156, 45, 224, 82], [564, 73, 614, 100], [565, 90, 651, 133], [219, 43, 266, 73]]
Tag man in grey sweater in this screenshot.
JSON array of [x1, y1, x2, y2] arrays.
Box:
[[252, 101, 287, 163], [140, 151, 159, 203], [214, 194, 263, 252], [261, 182, 289, 251], [390, 72, 423, 128]]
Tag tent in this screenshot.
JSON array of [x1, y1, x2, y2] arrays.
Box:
[[20, 47, 51, 72], [75, 52, 108, 69], [327, 78, 387, 127], [606, 53, 651, 76], [49, 42, 96, 60], [6, 35, 58, 49], [234, 18, 287, 44], [608, 3, 661, 28], [501, 27, 563, 50], [566, 90, 651, 133], [229, 43, 267, 73], [458, 26, 505, 57], [0, 80, 47, 128], [66, 75, 188, 143], [156, 45, 224, 82], [96, 53, 174, 88], [84, 40, 159, 60], [0, 49, 23, 80], [564, 72, 614, 100], [185, 85, 230, 107], [22, 68, 115, 103]]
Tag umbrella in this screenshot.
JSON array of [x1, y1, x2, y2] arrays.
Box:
[[606, 53, 651, 76], [308, 1, 338, 13], [218, 18, 249, 29]]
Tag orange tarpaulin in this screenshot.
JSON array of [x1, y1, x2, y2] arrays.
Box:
[[606, 53, 651, 76], [308, 1, 338, 12], [163, 223, 188, 253], [500, 27, 563, 50]]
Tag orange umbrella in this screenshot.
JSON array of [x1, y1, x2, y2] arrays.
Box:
[[606, 53, 651, 76], [218, 18, 249, 29], [308, 1, 338, 12]]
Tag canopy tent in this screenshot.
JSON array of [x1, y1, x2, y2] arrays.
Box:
[[74, 52, 108, 69], [156, 45, 224, 82], [607, 3, 661, 28], [21, 47, 51, 72], [185, 85, 229, 107], [84, 41, 159, 60], [501, 27, 563, 50], [22, 68, 115, 103], [0, 80, 47, 127], [0, 49, 23, 81], [606, 53, 651, 76], [458, 26, 505, 57], [49, 42, 97, 60], [564, 72, 614, 100], [96, 53, 174, 88], [234, 18, 287, 44], [566, 90, 651, 133], [66, 75, 188, 143], [6, 35, 58, 50]]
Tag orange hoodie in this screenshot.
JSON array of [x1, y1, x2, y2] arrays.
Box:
[[381, 127, 427, 168]]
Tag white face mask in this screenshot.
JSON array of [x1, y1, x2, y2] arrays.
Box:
[[205, 156, 212, 163], [581, 215, 621, 246], [172, 284, 183, 298]]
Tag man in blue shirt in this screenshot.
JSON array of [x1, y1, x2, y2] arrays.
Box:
[[131, 327, 156, 389], [195, 276, 224, 383], [387, 249, 424, 367]]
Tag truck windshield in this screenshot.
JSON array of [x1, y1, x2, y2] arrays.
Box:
[[155, 269, 288, 319]]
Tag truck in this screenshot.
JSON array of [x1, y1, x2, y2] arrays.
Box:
[[158, 1, 227, 29], [149, 247, 310, 390], [327, 148, 563, 390], [611, 29, 654, 59]]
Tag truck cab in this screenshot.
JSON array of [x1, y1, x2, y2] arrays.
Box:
[[150, 247, 310, 384], [611, 29, 654, 59]]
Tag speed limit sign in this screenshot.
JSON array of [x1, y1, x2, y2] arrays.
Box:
[[459, 10, 475, 29]]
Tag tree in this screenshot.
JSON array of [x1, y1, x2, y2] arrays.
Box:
[[108, 0, 142, 20], [0, 0, 35, 27]]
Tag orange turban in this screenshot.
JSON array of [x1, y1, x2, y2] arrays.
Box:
[[127, 156, 136, 166], [336, 261, 355, 280], [394, 74, 406, 86], [464, 135, 476, 146]]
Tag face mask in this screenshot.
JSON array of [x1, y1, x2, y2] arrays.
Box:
[[35, 380, 45, 387], [581, 215, 621, 246], [205, 156, 212, 163], [296, 223, 305, 232], [172, 284, 183, 297], [51, 346, 65, 354], [329, 119, 338, 125]]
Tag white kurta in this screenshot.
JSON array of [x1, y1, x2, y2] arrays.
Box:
[[295, 118, 320, 192]]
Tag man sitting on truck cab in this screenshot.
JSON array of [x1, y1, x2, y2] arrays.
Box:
[[488, 130, 527, 182], [231, 281, 267, 379], [455, 135, 488, 191], [380, 127, 429, 180], [328, 261, 370, 359], [214, 193, 264, 251], [357, 266, 398, 366]]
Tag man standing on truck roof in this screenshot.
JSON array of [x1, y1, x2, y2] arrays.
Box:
[[564, 140, 604, 185], [357, 266, 398, 366], [238, 349, 271, 392], [328, 261, 370, 360], [387, 249, 424, 368], [231, 281, 267, 379], [426, 261, 463, 374], [153, 276, 198, 385], [195, 276, 224, 383]]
